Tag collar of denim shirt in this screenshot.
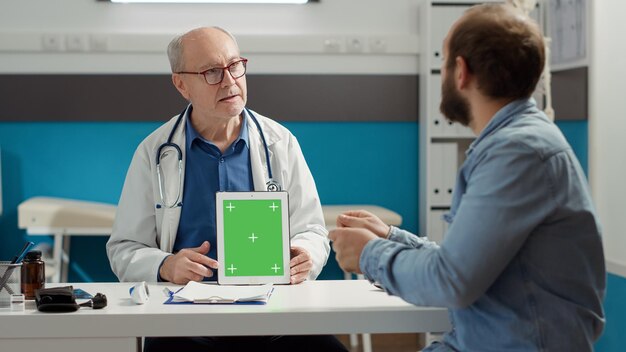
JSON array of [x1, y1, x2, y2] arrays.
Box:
[[465, 98, 537, 157]]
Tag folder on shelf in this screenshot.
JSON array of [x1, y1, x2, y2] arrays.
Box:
[[429, 143, 445, 206], [164, 281, 273, 305], [441, 142, 458, 204]]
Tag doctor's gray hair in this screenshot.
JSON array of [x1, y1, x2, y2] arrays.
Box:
[[167, 26, 239, 73]]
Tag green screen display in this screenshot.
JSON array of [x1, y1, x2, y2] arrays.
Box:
[[222, 199, 284, 276]]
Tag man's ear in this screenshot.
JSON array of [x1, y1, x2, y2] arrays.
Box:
[[172, 74, 190, 101], [454, 56, 471, 90]]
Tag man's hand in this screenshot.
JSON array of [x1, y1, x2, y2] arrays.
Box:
[[289, 246, 312, 284], [336, 210, 391, 238], [329, 227, 378, 274], [159, 241, 219, 285]]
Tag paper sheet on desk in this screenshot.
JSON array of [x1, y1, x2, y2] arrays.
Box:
[[169, 281, 273, 304]]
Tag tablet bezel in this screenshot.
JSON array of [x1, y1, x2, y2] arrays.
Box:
[[216, 191, 291, 285]]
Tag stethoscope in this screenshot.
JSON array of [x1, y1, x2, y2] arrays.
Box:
[[156, 105, 281, 209]]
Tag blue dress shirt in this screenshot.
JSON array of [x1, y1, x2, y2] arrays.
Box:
[[361, 99, 605, 351], [174, 109, 254, 280]]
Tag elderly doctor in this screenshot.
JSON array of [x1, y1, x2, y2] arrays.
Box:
[[106, 26, 330, 286]]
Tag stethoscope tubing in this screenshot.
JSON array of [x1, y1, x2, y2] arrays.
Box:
[[156, 105, 279, 208]]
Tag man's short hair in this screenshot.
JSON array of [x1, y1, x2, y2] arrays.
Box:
[[446, 3, 545, 100], [167, 26, 239, 73]]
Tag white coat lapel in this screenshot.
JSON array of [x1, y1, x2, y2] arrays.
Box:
[[246, 109, 282, 193], [248, 116, 268, 192], [158, 114, 186, 252]]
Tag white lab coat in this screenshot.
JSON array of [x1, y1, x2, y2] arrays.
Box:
[[106, 108, 329, 282]]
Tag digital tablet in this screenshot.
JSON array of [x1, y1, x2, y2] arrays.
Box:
[[216, 191, 291, 285]]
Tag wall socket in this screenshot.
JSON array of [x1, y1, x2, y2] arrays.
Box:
[[323, 38, 342, 53], [65, 34, 87, 52], [369, 37, 388, 53], [346, 37, 365, 53], [90, 34, 108, 52], [41, 34, 63, 52]]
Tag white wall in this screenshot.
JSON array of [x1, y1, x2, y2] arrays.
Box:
[[0, 0, 418, 34], [0, 0, 421, 74], [590, 0, 626, 277]]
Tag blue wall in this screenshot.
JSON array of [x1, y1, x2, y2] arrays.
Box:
[[596, 274, 626, 351], [556, 120, 588, 173], [0, 121, 418, 282]]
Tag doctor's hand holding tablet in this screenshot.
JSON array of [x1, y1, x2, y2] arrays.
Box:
[[160, 241, 312, 285], [160, 191, 313, 286], [288, 246, 313, 284]]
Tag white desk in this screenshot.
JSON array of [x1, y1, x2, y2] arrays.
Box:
[[0, 280, 450, 352]]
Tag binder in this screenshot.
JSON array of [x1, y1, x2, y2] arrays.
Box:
[[441, 142, 458, 205], [428, 209, 445, 244], [430, 74, 445, 138], [430, 5, 471, 70], [430, 74, 469, 138], [430, 142, 458, 206], [429, 143, 445, 206], [428, 209, 451, 244]]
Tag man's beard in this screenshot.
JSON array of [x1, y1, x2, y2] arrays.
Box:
[[439, 71, 471, 127]]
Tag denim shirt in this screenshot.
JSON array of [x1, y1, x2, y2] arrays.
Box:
[[360, 99, 606, 351]]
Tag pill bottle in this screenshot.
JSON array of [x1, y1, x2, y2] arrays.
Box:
[[21, 250, 45, 300]]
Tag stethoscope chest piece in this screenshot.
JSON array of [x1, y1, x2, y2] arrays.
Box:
[[266, 179, 281, 192]]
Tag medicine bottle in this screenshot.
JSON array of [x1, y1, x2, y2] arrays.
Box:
[[21, 250, 45, 300]]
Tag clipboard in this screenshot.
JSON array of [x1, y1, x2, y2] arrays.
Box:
[[163, 296, 268, 305], [162, 283, 273, 305]]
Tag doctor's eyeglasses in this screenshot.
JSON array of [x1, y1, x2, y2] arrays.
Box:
[[176, 58, 248, 85]]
